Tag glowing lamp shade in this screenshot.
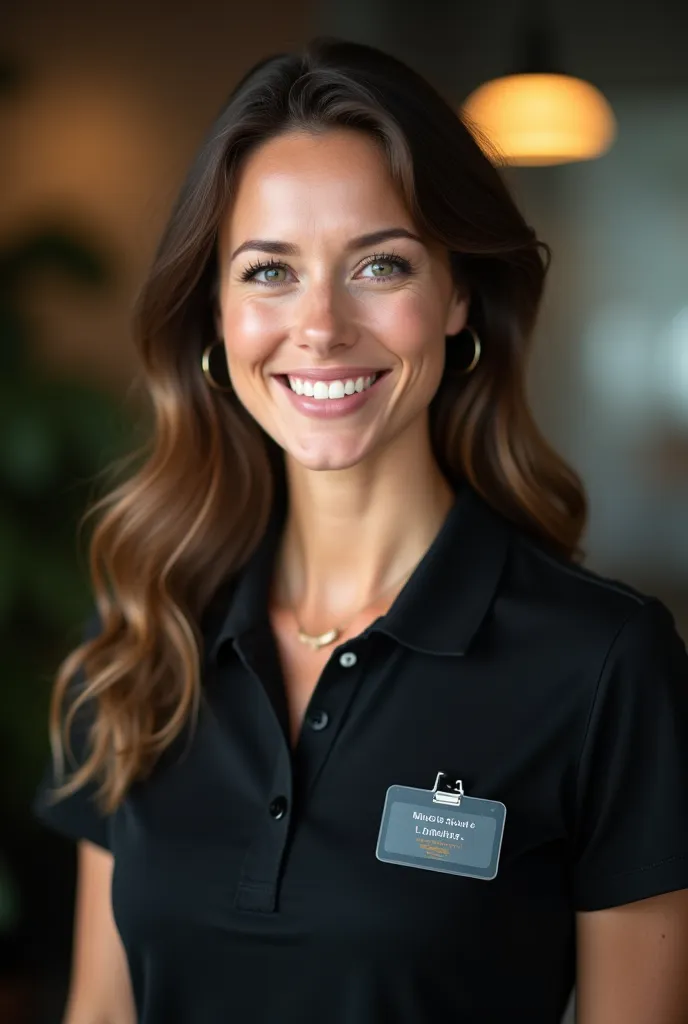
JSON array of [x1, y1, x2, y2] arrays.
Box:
[[462, 73, 617, 166]]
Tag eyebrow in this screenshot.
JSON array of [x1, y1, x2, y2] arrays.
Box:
[[229, 227, 424, 263]]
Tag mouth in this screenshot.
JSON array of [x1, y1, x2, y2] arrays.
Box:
[[276, 370, 390, 401]]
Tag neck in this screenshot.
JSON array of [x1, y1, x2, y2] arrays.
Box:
[[273, 420, 455, 632]]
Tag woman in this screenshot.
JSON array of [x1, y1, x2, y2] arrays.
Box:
[[33, 36, 688, 1024]]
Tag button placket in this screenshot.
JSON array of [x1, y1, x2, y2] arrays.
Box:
[[235, 744, 292, 913], [235, 641, 368, 913], [297, 643, 368, 802], [302, 650, 360, 736]]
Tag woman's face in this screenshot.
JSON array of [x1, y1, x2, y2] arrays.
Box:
[[215, 127, 468, 471]]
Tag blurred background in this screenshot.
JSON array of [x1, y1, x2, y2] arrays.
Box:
[[2, 1, 686, 1021]]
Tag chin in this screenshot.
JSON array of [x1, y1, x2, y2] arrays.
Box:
[[284, 439, 373, 472]]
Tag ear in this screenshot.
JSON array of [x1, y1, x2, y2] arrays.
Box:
[[444, 286, 469, 337]]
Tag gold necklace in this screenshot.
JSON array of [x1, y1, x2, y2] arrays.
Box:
[[293, 564, 417, 651]]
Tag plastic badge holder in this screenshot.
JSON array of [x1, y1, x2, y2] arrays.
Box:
[[376, 771, 506, 880]]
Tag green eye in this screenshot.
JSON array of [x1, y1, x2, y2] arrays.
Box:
[[359, 252, 412, 280], [240, 260, 290, 285], [261, 266, 286, 282], [369, 261, 395, 276]]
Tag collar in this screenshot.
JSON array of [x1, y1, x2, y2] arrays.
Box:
[[205, 482, 510, 663], [368, 483, 510, 656]]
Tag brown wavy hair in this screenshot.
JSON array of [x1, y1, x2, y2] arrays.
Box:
[[47, 36, 586, 814]]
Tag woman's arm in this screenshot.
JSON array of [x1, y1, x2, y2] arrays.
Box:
[[576, 888, 688, 1023], [62, 840, 136, 1024]]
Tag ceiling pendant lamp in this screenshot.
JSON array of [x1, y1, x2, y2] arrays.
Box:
[[461, 4, 617, 166]]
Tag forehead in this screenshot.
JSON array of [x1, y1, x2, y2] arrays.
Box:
[[219, 128, 413, 245]]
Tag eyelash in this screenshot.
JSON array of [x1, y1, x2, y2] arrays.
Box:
[[238, 250, 415, 287]]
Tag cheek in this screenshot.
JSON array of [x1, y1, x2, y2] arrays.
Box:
[[371, 291, 446, 366], [220, 300, 279, 370]]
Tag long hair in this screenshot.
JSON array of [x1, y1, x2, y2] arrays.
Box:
[[47, 36, 586, 813]]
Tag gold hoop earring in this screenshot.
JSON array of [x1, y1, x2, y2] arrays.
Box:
[[461, 327, 482, 375], [201, 341, 233, 392], [447, 326, 482, 375]]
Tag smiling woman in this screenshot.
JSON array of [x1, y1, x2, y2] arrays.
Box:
[[32, 35, 688, 1024]]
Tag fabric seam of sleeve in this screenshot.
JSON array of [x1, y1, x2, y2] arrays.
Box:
[[580, 851, 688, 883], [571, 596, 658, 843]]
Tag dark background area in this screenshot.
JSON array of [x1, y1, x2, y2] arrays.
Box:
[[2, 2, 687, 1021]]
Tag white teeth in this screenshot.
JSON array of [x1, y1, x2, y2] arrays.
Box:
[[287, 373, 380, 399]]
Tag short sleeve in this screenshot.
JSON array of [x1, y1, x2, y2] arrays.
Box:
[[31, 608, 112, 851], [573, 598, 688, 910]]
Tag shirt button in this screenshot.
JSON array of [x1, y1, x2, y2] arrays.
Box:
[[307, 708, 329, 731], [269, 796, 288, 820], [339, 651, 357, 668]]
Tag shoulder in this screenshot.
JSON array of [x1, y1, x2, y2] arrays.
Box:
[[501, 522, 683, 663], [510, 526, 650, 611]]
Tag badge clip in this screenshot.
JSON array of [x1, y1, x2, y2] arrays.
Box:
[[432, 770, 464, 806]]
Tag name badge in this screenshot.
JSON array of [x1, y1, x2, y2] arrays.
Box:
[[376, 771, 506, 880]]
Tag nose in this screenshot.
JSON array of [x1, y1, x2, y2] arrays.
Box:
[[292, 280, 356, 358]]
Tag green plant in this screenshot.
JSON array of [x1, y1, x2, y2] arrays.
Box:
[[0, 57, 135, 819]]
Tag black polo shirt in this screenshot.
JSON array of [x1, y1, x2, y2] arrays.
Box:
[[33, 482, 688, 1024]]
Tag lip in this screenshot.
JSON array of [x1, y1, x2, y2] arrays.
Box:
[[274, 370, 390, 419], [274, 366, 388, 382]]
